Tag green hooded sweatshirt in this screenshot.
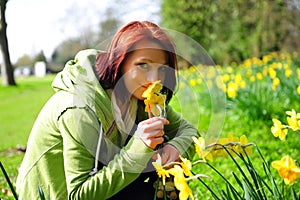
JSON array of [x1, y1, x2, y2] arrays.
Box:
[[16, 49, 199, 200]]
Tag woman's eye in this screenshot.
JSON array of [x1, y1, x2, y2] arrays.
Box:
[[158, 65, 168, 73], [138, 63, 148, 69]]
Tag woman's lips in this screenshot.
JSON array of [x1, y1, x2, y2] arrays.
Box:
[[142, 83, 152, 89]]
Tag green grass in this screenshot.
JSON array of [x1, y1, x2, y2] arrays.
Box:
[[0, 56, 299, 199], [0, 75, 55, 200], [0, 75, 55, 151]]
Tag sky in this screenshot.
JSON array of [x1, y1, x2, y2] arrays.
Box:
[[5, 0, 160, 63]]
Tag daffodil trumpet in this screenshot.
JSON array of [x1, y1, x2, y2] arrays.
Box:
[[271, 155, 300, 185], [142, 80, 166, 118]]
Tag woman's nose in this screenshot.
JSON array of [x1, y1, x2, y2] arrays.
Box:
[[147, 69, 159, 82]]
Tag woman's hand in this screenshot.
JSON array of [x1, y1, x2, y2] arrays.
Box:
[[152, 144, 180, 165], [136, 117, 169, 149]]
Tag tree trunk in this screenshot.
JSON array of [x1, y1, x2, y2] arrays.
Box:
[[0, 0, 16, 86]]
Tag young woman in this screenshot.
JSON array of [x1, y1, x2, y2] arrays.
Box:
[[16, 21, 199, 199]]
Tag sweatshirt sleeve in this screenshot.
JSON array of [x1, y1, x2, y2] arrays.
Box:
[[58, 106, 154, 200], [164, 105, 200, 160]]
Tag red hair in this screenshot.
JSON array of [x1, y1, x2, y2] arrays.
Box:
[[95, 21, 178, 102]]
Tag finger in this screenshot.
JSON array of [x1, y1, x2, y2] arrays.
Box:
[[146, 137, 164, 149], [142, 121, 166, 133], [142, 121, 163, 131], [152, 153, 158, 160], [140, 117, 169, 125], [161, 152, 169, 165], [140, 129, 164, 139]]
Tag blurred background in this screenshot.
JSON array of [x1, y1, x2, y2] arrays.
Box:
[[1, 0, 300, 85]]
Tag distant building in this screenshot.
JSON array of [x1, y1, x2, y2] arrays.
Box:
[[34, 61, 46, 77], [14, 66, 33, 77]]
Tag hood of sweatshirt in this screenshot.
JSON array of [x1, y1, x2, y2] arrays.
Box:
[[51, 49, 114, 133]]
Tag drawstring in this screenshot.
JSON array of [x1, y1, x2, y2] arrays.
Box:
[[89, 122, 103, 176], [89, 120, 116, 176]]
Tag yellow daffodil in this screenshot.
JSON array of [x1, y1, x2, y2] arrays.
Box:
[[208, 134, 253, 160], [297, 85, 300, 95], [152, 161, 170, 185], [142, 80, 165, 117], [271, 155, 300, 185], [239, 81, 247, 89], [286, 109, 300, 131], [235, 73, 242, 84], [226, 66, 233, 73], [142, 80, 163, 98], [168, 165, 194, 200], [227, 81, 238, 98], [226, 133, 239, 156], [285, 68, 292, 78], [192, 136, 214, 162], [189, 79, 197, 86], [222, 74, 230, 82], [272, 77, 280, 91], [227, 133, 239, 142], [179, 156, 193, 177], [256, 72, 263, 80], [250, 75, 256, 82], [268, 68, 277, 79], [236, 135, 253, 156], [271, 118, 288, 141], [212, 137, 229, 159]]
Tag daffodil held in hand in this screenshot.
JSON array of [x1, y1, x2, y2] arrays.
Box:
[[142, 80, 166, 117]]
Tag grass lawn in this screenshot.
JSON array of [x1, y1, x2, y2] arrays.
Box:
[[0, 75, 55, 200], [0, 75, 55, 151]]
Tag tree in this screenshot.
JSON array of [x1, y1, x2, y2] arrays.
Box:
[[51, 38, 87, 67], [0, 0, 15, 86], [34, 50, 47, 63], [161, 0, 300, 65], [50, 8, 121, 69], [14, 54, 34, 68], [97, 8, 121, 44]]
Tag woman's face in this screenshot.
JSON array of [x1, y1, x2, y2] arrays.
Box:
[[121, 40, 169, 100]]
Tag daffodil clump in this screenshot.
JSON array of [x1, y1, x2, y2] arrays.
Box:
[[152, 155, 202, 200], [142, 80, 166, 117], [192, 133, 253, 162], [180, 52, 300, 97], [271, 109, 300, 141], [270, 109, 300, 186], [152, 129, 300, 199], [190, 133, 299, 199], [178, 52, 300, 122], [152, 134, 257, 200]]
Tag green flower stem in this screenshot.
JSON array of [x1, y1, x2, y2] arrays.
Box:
[[221, 145, 258, 196], [154, 178, 160, 200], [205, 162, 243, 199], [163, 184, 167, 200], [255, 146, 282, 199], [191, 171, 221, 200], [237, 148, 264, 199]]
